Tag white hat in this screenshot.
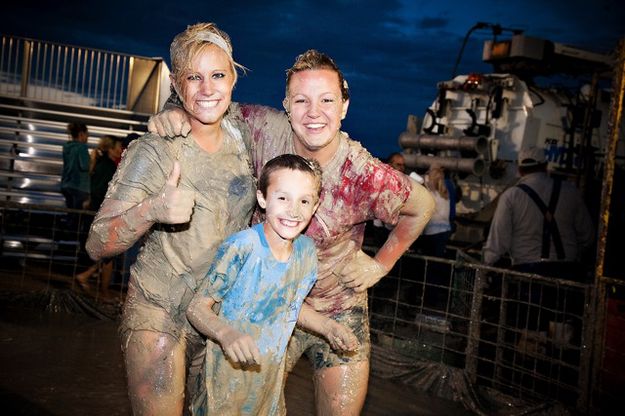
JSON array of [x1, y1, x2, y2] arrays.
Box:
[[518, 147, 546, 167]]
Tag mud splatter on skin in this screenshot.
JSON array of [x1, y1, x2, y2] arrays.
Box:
[[313, 361, 370, 415], [123, 327, 186, 415]]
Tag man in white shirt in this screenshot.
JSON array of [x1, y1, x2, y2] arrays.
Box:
[[483, 147, 594, 281]]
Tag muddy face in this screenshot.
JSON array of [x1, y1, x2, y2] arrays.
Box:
[[285, 69, 349, 163], [173, 44, 235, 129]]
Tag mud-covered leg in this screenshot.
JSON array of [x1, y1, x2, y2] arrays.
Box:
[[313, 361, 369, 416], [184, 332, 206, 415], [124, 329, 187, 416]]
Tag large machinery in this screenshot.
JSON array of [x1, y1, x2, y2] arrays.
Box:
[[398, 27, 619, 244]]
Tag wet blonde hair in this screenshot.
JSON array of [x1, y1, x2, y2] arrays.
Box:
[[169, 22, 244, 93], [285, 49, 349, 101]]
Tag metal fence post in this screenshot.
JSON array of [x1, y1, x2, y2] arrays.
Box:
[[20, 40, 33, 97], [588, 38, 625, 412], [465, 266, 485, 383]]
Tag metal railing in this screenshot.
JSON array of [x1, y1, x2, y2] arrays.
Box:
[[364, 245, 623, 415], [0, 201, 131, 305], [0, 104, 148, 206], [0, 34, 169, 113]]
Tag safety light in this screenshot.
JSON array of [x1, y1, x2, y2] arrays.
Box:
[[464, 73, 483, 89], [490, 40, 511, 59]]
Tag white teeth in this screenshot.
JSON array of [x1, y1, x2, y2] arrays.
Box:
[[197, 100, 219, 108], [306, 123, 325, 129], [280, 219, 299, 227]]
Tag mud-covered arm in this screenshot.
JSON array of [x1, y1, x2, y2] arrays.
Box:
[[86, 161, 195, 260], [297, 303, 358, 351], [187, 295, 260, 365], [147, 92, 191, 138], [376, 179, 434, 269], [341, 179, 434, 292]]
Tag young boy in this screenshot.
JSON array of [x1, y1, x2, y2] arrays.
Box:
[[186, 154, 358, 415]]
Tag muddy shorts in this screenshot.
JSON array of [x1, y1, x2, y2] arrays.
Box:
[[119, 280, 202, 354], [286, 300, 371, 371]]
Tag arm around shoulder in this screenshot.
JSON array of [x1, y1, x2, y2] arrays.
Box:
[[147, 92, 191, 138]]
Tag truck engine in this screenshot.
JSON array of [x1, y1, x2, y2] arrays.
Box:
[[398, 31, 620, 246]]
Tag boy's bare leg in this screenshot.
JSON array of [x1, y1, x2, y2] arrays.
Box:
[[124, 330, 186, 415], [313, 360, 369, 416]]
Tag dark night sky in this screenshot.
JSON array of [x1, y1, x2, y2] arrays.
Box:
[[3, 0, 624, 158]]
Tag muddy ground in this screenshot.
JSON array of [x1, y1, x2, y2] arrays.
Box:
[[0, 287, 473, 416]]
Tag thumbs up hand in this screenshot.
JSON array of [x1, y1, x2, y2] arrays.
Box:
[[147, 161, 195, 223]]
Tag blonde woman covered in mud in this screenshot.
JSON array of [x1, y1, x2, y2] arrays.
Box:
[[187, 154, 357, 415], [85, 23, 256, 415]]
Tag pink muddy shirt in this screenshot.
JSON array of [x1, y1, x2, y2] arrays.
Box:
[[228, 103, 412, 314]]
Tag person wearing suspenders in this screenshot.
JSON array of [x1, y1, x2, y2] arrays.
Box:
[[483, 147, 594, 344], [483, 147, 594, 279]]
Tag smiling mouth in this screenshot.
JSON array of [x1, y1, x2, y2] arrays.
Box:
[[196, 100, 220, 108], [305, 123, 326, 130], [279, 219, 300, 227]]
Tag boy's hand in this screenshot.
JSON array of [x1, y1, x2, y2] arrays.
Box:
[[323, 320, 358, 352], [218, 327, 261, 366], [147, 107, 191, 138]]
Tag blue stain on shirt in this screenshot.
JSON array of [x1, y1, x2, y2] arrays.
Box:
[[198, 223, 317, 357]]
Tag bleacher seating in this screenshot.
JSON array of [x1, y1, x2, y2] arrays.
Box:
[[0, 94, 149, 261], [0, 94, 148, 203]]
